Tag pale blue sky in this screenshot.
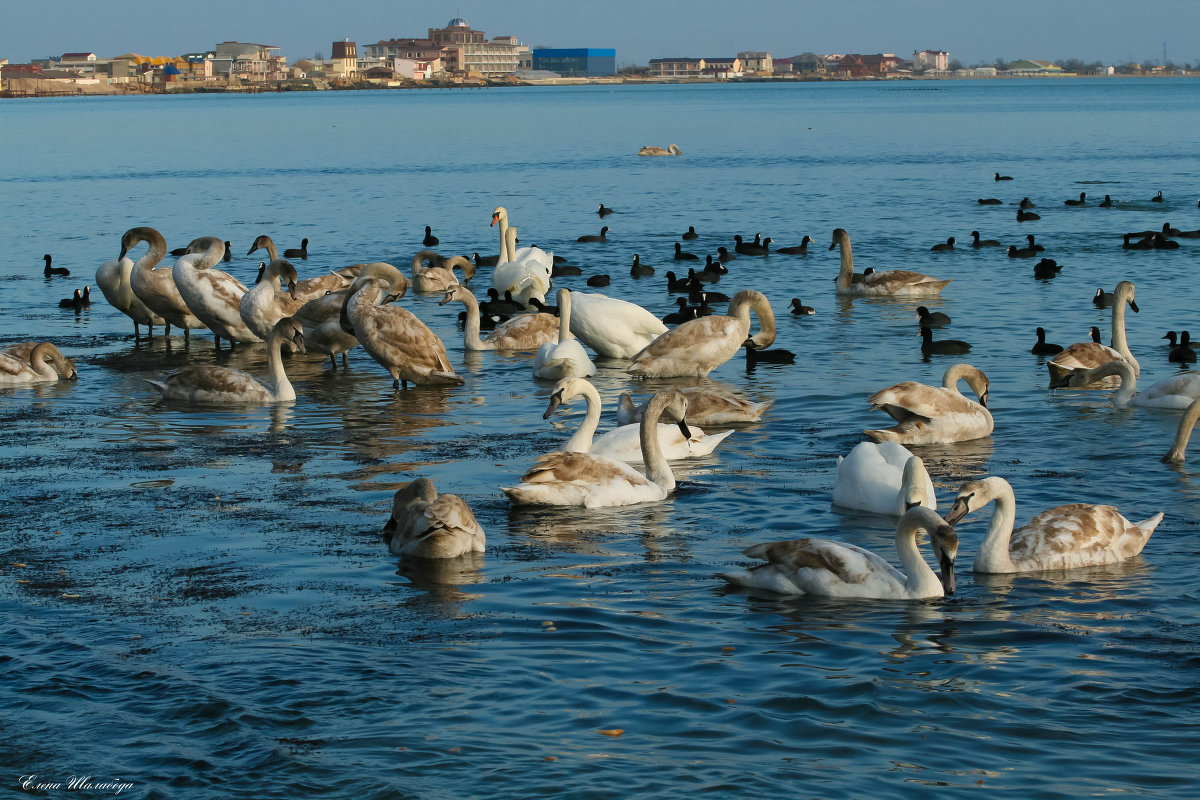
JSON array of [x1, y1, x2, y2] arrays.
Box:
[[6, 0, 1199, 67]]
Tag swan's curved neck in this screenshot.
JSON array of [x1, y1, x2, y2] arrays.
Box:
[[557, 291, 573, 342], [131, 230, 166, 275], [191, 237, 226, 269], [563, 382, 602, 452], [256, 237, 280, 262], [834, 234, 854, 289], [640, 395, 677, 492], [730, 291, 777, 349], [893, 510, 941, 594], [975, 478, 1018, 573], [265, 324, 295, 401], [455, 292, 490, 350], [504, 226, 517, 264], [1166, 399, 1200, 462], [29, 344, 59, 380], [1111, 296, 1138, 372]]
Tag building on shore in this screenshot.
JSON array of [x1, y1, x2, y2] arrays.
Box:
[[531, 49, 616, 78], [913, 49, 949, 71], [211, 42, 287, 82], [738, 52, 773, 75], [830, 53, 901, 78], [427, 17, 530, 76]]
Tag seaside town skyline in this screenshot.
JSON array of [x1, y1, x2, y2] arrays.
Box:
[[7, 0, 1198, 71]]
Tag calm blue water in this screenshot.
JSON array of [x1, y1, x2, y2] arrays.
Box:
[[3, 79, 1200, 799]]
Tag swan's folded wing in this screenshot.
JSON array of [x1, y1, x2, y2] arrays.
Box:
[[633, 316, 743, 363], [868, 382, 975, 420], [160, 365, 263, 395], [1011, 503, 1140, 563], [0, 354, 32, 378], [742, 538, 897, 585], [518, 451, 638, 485], [424, 495, 485, 540]]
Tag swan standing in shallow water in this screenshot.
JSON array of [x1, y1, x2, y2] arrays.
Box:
[[638, 144, 682, 156], [344, 265, 462, 389], [832, 442, 938, 516], [383, 479, 485, 559], [123, 226, 207, 342], [617, 388, 771, 426], [292, 262, 397, 369], [173, 236, 260, 348], [544, 377, 733, 461], [439, 284, 558, 351], [865, 363, 993, 444], [628, 290, 776, 378], [533, 289, 595, 380], [944, 476, 1163, 573], [566, 292, 668, 359], [95, 254, 165, 337], [503, 389, 690, 508], [1052, 359, 1200, 409], [145, 317, 306, 403], [1048, 281, 1139, 386], [717, 504, 958, 599], [490, 208, 553, 307], [830, 228, 951, 297], [0, 342, 77, 384]]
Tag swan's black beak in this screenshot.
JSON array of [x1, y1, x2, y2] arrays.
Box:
[[543, 389, 564, 420], [930, 522, 958, 596], [943, 496, 971, 526], [287, 281, 297, 301], [382, 516, 397, 541], [1130, 300, 1140, 313], [828, 239, 837, 250], [293, 329, 306, 356], [979, 390, 990, 408], [676, 419, 691, 439], [439, 291, 453, 306]]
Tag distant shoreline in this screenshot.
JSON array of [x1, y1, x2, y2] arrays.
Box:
[[3, 71, 1192, 99]]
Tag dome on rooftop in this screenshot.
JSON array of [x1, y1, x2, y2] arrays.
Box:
[[447, 17, 469, 28]]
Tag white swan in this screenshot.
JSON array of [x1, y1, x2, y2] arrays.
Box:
[[502, 389, 690, 508], [247, 235, 361, 303], [345, 265, 462, 389], [0, 342, 77, 384], [1164, 398, 1200, 462], [832, 442, 938, 516], [865, 363, 993, 444], [1052, 359, 1200, 409], [566, 292, 668, 359], [95, 254, 165, 337], [173, 236, 260, 348], [617, 388, 772, 426], [533, 289, 596, 380], [944, 476, 1163, 573], [438, 284, 558, 351], [383, 478, 486, 559], [1048, 281, 1140, 386], [717, 505, 958, 599], [240, 258, 304, 344], [292, 262, 397, 369], [638, 144, 682, 156], [144, 317, 306, 403], [628, 290, 776, 378], [123, 226, 208, 342], [411, 250, 476, 293], [544, 377, 734, 461], [830, 228, 951, 297], [490, 208, 553, 307]]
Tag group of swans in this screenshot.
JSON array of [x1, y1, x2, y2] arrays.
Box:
[[503, 389, 692, 508], [865, 363, 993, 445], [490, 207, 553, 308], [1047, 281, 1139, 387]]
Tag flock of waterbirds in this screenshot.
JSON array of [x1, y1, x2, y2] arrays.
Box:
[[13, 177, 1200, 601]]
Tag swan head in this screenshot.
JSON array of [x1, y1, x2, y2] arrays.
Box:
[[248, 234, 274, 257], [490, 207, 507, 227], [929, 520, 958, 595], [119, 226, 160, 260], [829, 228, 848, 250], [439, 284, 470, 306], [274, 317, 306, 355], [1114, 280, 1138, 313]]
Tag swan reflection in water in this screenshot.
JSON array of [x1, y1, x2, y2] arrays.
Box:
[[389, 551, 486, 612]]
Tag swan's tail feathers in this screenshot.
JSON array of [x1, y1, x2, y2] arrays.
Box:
[[715, 565, 800, 594], [692, 428, 735, 454], [143, 378, 169, 396], [1137, 512, 1165, 537]]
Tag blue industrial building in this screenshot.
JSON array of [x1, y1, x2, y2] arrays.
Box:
[[531, 48, 616, 77]]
